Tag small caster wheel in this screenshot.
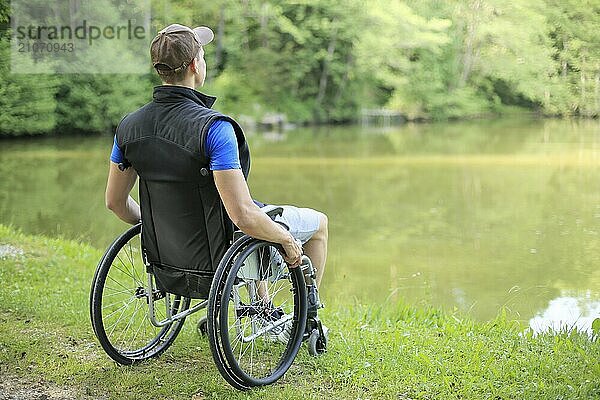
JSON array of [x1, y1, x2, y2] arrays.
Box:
[[197, 316, 208, 337], [308, 329, 327, 356]]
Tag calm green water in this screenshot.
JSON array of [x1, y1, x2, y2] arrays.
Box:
[[1, 118, 600, 331]]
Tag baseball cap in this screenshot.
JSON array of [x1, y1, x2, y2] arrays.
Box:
[[150, 24, 214, 74]]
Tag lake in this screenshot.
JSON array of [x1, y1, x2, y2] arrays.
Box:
[[1, 117, 599, 333]]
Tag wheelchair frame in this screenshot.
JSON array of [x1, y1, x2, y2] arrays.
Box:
[[89, 220, 326, 390]]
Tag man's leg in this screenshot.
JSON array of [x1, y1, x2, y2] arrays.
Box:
[[257, 205, 329, 339], [259, 204, 328, 287], [302, 212, 328, 289]]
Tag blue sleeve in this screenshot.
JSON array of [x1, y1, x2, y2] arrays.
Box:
[[110, 135, 124, 163], [205, 119, 241, 171]]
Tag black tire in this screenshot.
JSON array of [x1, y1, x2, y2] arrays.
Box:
[[307, 329, 327, 356], [90, 223, 190, 365], [197, 316, 208, 337], [208, 237, 307, 388], [207, 235, 255, 391]]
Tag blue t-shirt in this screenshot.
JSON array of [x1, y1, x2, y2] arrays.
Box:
[[110, 119, 241, 171]]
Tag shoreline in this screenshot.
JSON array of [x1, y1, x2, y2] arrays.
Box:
[[1, 113, 598, 140]]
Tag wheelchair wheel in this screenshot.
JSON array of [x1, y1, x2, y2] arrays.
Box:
[[90, 223, 190, 365], [207, 237, 307, 389], [197, 315, 208, 337], [307, 328, 327, 356]]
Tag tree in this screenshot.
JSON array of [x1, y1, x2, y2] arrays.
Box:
[[357, 0, 454, 119], [0, 0, 58, 136], [544, 0, 600, 116]]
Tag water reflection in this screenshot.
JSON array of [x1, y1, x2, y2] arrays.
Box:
[[529, 292, 600, 335], [1, 118, 600, 324]]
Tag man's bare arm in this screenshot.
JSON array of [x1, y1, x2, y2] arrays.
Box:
[[105, 162, 141, 224], [214, 169, 302, 266]]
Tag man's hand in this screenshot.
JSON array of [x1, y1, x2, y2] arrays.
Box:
[[281, 233, 302, 268]]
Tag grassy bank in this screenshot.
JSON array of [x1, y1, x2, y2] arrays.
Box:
[[0, 225, 598, 399]]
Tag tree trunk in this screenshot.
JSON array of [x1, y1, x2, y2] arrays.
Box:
[[241, 0, 250, 50], [595, 67, 599, 116], [315, 25, 338, 122], [561, 37, 568, 79], [580, 54, 586, 116], [210, 4, 225, 80], [260, 2, 269, 48], [69, 0, 80, 30], [334, 53, 353, 105], [459, 0, 481, 87]]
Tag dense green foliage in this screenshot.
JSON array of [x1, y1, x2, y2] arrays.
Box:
[[1, 0, 599, 136], [0, 225, 598, 398]]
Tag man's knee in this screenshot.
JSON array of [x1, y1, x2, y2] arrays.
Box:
[[316, 211, 328, 239]]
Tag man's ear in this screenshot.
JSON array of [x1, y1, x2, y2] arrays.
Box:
[[189, 58, 199, 74]]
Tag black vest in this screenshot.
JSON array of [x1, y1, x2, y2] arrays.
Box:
[[115, 85, 250, 298]]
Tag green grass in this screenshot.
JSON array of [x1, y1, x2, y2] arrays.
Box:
[[0, 224, 598, 399]]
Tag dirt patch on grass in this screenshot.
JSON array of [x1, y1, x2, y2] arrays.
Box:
[[0, 374, 101, 400]]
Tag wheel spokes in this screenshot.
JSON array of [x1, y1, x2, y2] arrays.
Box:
[[224, 243, 296, 379]]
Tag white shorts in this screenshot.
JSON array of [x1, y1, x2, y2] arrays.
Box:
[[261, 204, 322, 244]]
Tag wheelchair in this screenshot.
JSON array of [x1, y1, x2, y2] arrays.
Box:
[[89, 208, 327, 390]]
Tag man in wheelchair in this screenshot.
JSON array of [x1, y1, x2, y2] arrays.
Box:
[[104, 23, 328, 355]]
